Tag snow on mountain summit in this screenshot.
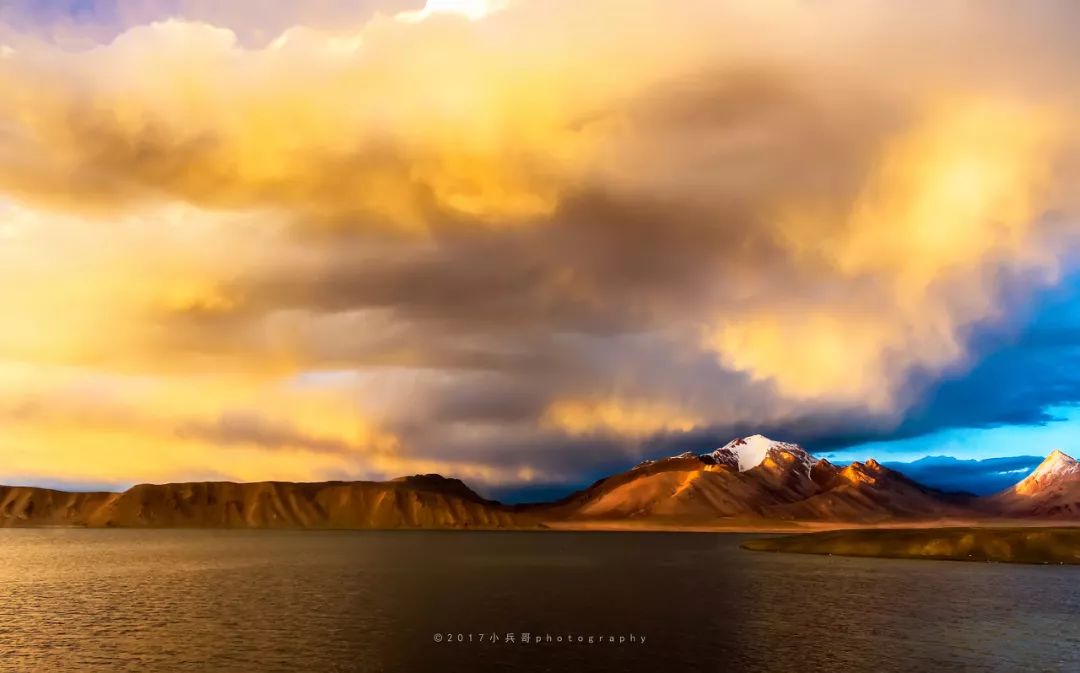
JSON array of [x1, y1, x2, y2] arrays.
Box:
[[710, 434, 808, 472], [1039, 449, 1078, 471], [986, 448, 1080, 517], [1013, 449, 1080, 495]]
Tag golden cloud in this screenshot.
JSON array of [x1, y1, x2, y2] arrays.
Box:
[[0, 1, 1078, 487], [710, 98, 1065, 407], [543, 398, 702, 438]]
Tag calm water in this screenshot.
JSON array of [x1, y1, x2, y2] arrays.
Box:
[[0, 530, 1078, 672]]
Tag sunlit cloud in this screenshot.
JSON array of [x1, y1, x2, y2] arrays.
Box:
[[397, 0, 510, 23], [0, 1, 1078, 490], [543, 398, 702, 438], [711, 99, 1064, 408]]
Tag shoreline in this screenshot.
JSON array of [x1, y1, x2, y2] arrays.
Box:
[[1, 518, 1079, 533], [742, 526, 1080, 565]]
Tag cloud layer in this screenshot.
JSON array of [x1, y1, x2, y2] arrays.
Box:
[[1, 0, 1079, 493], [883, 456, 1043, 496]]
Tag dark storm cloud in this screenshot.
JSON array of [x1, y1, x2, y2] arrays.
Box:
[[883, 455, 1043, 496], [859, 278, 1080, 444], [116, 4, 1080, 487], [4, 1, 1080, 489], [244, 192, 764, 332]]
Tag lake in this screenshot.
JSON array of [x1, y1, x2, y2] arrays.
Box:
[[0, 529, 1077, 672]]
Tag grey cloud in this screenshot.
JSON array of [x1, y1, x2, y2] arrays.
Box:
[[7, 1, 1080, 490], [175, 410, 390, 457]]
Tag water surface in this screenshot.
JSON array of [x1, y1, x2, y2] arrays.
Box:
[[0, 529, 1077, 672]]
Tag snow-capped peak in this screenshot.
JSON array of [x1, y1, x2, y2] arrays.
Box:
[[1013, 449, 1079, 495], [710, 434, 806, 472], [1031, 449, 1078, 479]]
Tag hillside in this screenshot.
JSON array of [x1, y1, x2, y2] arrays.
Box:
[[982, 450, 1080, 518], [0, 476, 525, 529], [4, 441, 1080, 529]]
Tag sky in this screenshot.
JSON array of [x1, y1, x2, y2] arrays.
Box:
[[1, 0, 1080, 499]]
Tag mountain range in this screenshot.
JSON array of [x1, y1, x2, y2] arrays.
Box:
[[2, 435, 1079, 529], [539, 435, 973, 523]]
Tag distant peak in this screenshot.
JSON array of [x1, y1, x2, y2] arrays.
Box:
[[1013, 449, 1080, 495], [1030, 449, 1078, 475]]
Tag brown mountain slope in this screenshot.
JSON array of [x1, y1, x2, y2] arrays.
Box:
[[765, 459, 969, 521], [7, 440, 1074, 529], [540, 438, 965, 522], [543, 455, 777, 519], [0, 476, 526, 529], [981, 450, 1080, 518], [0, 486, 115, 526]]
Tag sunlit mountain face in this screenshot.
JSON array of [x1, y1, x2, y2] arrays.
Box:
[[1, 0, 1080, 498]]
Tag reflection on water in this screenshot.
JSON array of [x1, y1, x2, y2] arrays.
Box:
[[0, 529, 1078, 672]]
